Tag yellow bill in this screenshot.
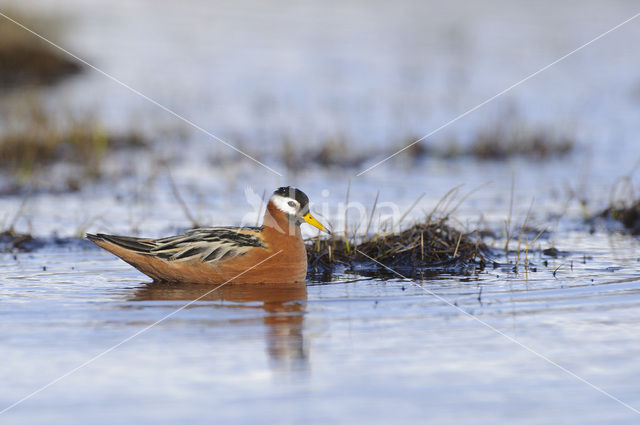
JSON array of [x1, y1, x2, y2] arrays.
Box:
[[302, 212, 331, 234]]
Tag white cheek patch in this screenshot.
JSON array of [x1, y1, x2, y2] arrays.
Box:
[[270, 194, 298, 216]]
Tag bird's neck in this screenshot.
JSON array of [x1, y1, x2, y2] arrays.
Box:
[[263, 202, 301, 239]]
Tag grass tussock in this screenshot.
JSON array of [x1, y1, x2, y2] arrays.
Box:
[[600, 201, 640, 235], [282, 137, 370, 171], [399, 113, 574, 162], [306, 218, 488, 277], [0, 10, 81, 89], [597, 176, 640, 235], [304, 186, 492, 277], [0, 228, 35, 252], [0, 228, 84, 252], [464, 126, 573, 160], [279, 122, 574, 173]]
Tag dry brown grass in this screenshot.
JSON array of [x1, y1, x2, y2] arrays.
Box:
[[306, 217, 488, 277], [399, 113, 575, 162], [600, 201, 640, 235], [466, 126, 574, 160], [0, 228, 35, 252], [281, 137, 372, 171], [598, 176, 640, 235], [0, 100, 147, 189]]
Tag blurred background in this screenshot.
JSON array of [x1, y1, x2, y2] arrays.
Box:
[[1, 0, 640, 237]]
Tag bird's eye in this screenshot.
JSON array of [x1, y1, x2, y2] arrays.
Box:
[[288, 201, 296, 208]]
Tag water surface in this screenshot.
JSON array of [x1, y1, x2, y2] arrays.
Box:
[[1, 0, 640, 423]]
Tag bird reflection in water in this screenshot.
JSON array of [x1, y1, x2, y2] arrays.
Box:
[[131, 281, 308, 370]]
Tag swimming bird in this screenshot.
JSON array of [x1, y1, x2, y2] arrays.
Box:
[[87, 186, 330, 284]]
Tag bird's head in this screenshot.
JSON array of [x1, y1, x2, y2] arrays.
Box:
[[268, 186, 330, 234]]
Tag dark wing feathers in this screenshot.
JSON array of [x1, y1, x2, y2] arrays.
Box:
[[203, 247, 223, 262], [89, 227, 265, 264], [90, 234, 157, 252]]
